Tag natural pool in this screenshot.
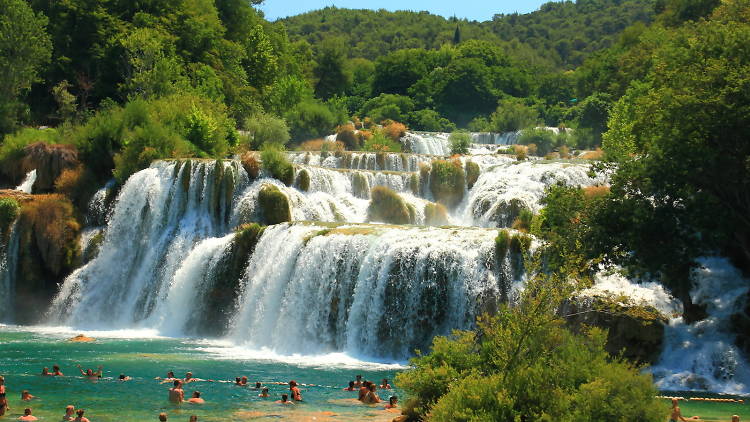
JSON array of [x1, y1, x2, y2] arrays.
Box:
[[0, 325, 403, 421]]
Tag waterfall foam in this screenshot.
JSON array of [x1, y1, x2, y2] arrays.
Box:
[[650, 257, 750, 394], [15, 170, 37, 194], [0, 224, 20, 323], [402, 132, 450, 155]]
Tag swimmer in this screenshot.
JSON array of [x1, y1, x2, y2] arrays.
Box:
[[234, 377, 242, 386], [254, 382, 261, 389], [240, 376, 248, 386], [73, 409, 89, 422], [289, 380, 302, 401], [380, 378, 391, 389], [118, 374, 131, 381], [187, 391, 204, 404], [169, 380, 184, 404], [385, 396, 398, 409], [158, 413, 168, 421], [62, 405, 76, 421], [41, 368, 51, 376], [52, 365, 64, 376], [19, 408, 38, 421], [189, 416, 197, 422], [258, 387, 270, 398], [670, 398, 699, 422], [354, 374, 363, 387], [0, 376, 8, 417], [363, 383, 381, 404], [157, 371, 176, 383], [275, 394, 293, 405], [358, 381, 370, 401], [21, 390, 35, 401], [76, 364, 102, 379], [343, 381, 356, 391], [732, 416, 739, 422], [183, 372, 197, 384]]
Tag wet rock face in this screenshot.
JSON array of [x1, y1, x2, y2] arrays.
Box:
[[564, 297, 668, 365], [22, 143, 79, 192], [731, 291, 750, 356]]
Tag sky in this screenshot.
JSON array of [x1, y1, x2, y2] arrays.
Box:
[[259, 0, 551, 22]]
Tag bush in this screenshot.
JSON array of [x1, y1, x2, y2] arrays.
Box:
[[465, 161, 480, 189], [257, 184, 291, 225], [298, 139, 345, 152], [363, 132, 402, 153], [335, 124, 361, 150], [240, 152, 261, 180], [495, 229, 510, 259], [367, 186, 411, 224], [352, 172, 369, 199], [424, 202, 449, 226], [518, 128, 562, 156], [243, 112, 290, 149], [18, 194, 81, 276], [514, 145, 527, 161], [382, 121, 407, 142], [429, 159, 465, 208], [408, 109, 456, 132], [260, 144, 294, 186], [297, 168, 311, 192], [511, 208, 534, 232], [285, 100, 340, 142], [360, 94, 415, 124], [54, 165, 98, 209], [0, 128, 60, 183], [0, 197, 21, 234], [449, 130, 471, 155], [488, 98, 539, 132]]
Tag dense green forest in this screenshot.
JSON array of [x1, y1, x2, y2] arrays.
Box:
[[2, 0, 750, 418]]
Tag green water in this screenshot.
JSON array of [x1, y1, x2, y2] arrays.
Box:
[[0, 326, 402, 421], [661, 396, 748, 421]]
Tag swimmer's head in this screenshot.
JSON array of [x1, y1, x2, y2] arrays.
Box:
[[53, 365, 60, 372], [732, 416, 739, 422], [349, 381, 354, 388], [189, 416, 197, 422], [281, 394, 288, 402], [65, 405, 75, 413], [289, 380, 297, 387], [173, 379, 181, 387], [24, 408, 31, 416], [185, 372, 193, 378], [167, 371, 174, 378], [390, 396, 398, 405], [192, 391, 200, 398], [77, 409, 85, 417], [262, 387, 269, 393], [158, 412, 167, 421], [255, 382, 261, 388], [119, 374, 126, 380], [356, 374, 362, 380]]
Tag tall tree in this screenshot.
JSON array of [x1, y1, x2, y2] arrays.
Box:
[[313, 37, 351, 100]]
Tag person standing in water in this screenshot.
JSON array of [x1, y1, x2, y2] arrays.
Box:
[[168, 380, 184, 404], [73, 409, 90, 422], [343, 381, 356, 391], [18, 408, 38, 421], [187, 391, 204, 404], [275, 394, 293, 405], [289, 380, 302, 401], [670, 398, 698, 422], [21, 390, 35, 401], [188, 416, 198, 422], [353, 375, 363, 387], [380, 379, 391, 389], [41, 368, 51, 376], [0, 376, 8, 417], [158, 413, 168, 421], [52, 365, 64, 376], [385, 396, 398, 409], [258, 387, 270, 398], [62, 405, 76, 421], [362, 383, 381, 404], [76, 364, 102, 379]]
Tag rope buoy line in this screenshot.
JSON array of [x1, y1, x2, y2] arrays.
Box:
[[656, 395, 745, 403]]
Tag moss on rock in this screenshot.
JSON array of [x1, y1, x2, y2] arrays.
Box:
[[257, 184, 291, 225], [429, 159, 465, 208], [424, 202, 449, 226], [352, 172, 370, 199], [297, 168, 311, 192], [367, 186, 411, 225], [465, 161, 480, 189]]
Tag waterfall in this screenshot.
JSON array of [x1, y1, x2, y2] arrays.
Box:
[[0, 223, 20, 323], [227, 223, 511, 360], [650, 257, 750, 394], [49, 160, 247, 327], [289, 151, 435, 172], [15, 170, 37, 194], [402, 132, 451, 155]]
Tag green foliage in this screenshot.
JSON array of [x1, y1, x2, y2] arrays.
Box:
[[297, 168, 310, 192], [0, 0, 51, 134], [362, 132, 402, 153], [367, 186, 412, 225], [449, 130, 471, 155], [429, 160, 466, 208], [487, 98, 539, 132], [121, 26, 187, 99], [360, 94, 414, 123], [313, 37, 351, 100], [265, 75, 314, 116], [424, 202, 449, 226], [285, 100, 341, 142], [260, 144, 294, 186], [396, 272, 665, 422], [517, 128, 564, 156], [407, 109, 456, 132], [465, 161, 480, 189], [495, 229, 510, 259], [243, 113, 290, 149], [0, 198, 21, 234], [0, 128, 60, 181], [257, 184, 291, 225]]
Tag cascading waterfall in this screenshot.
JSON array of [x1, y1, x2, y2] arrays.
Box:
[[15, 170, 37, 194], [402, 132, 450, 155], [0, 223, 20, 323], [50, 160, 247, 327], [228, 223, 512, 359], [650, 257, 750, 394], [288, 151, 435, 172]]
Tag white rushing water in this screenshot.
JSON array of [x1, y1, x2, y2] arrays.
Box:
[[651, 257, 750, 394], [227, 223, 511, 359], [0, 223, 20, 323], [15, 170, 37, 194], [402, 132, 451, 155]]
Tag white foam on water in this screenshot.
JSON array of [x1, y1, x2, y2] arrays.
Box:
[[15, 170, 37, 193]]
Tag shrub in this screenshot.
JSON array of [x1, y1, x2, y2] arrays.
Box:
[[240, 152, 261, 180], [336, 124, 361, 150], [449, 130, 471, 155], [488, 99, 539, 132], [408, 109, 456, 132], [18, 194, 81, 276], [559, 145, 571, 159], [297, 169, 311, 192], [382, 121, 407, 142], [514, 145, 527, 161], [580, 148, 604, 160], [583, 185, 610, 199], [363, 132, 402, 153], [360, 94, 415, 124], [410, 173, 420, 195], [495, 229, 510, 259], [429, 159, 465, 208], [367, 186, 411, 224], [243, 112, 290, 149], [0, 198, 21, 234], [511, 208, 534, 232], [54, 165, 98, 209], [260, 144, 294, 186], [298, 139, 344, 152], [518, 128, 561, 156], [0, 128, 60, 184], [465, 161, 480, 189], [424, 202, 449, 226], [257, 184, 291, 225], [510, 232, 532, 254], [285, 100, 339, 142]]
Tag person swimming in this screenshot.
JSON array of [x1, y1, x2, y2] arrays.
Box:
[[41, 367, 51, 376], [187, 391, 204, 404], [275, 394, 293, 405], [73, 409, 90, 422], [119, 374, 131, 381], [362, 383, 380, 404], [168, 380, 184, 404], [353, 374, 363, 387], [385, 396, 398, 409], [19, 408, 38, 421], [343, 381, 356, 391], [239, 376, 248, 386], [52, 365, 63, 376], [289, 380, 302, 401], [254, 382, 261, 389], [358, 381, 370, 401], [380, 378, 391, 389], [188, 416, 197, 422], [258, 387, 270, 398], [158, 413, 168, 421], [183, 372, 196, 384], [21, 390, 35, 401], [62, 405, 76, 421], [157, 371, 176, 383], [0, 376, 8, 417], [76, 364, 102, 379]]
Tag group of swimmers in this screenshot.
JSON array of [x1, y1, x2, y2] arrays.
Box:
[[1, 365, 398, 420]]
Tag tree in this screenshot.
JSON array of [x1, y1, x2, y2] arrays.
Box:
[[449, 130, 471, 155], [488, 98, 539, 132], [0, 0, 51, 134], [243, 113, 290, 149], [245, 24, 279, 89], [313, 37, 351, 100], [121, 27, 186, 99]]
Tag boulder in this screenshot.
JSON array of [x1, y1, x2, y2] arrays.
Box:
[[22, 143, 79, 192]]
